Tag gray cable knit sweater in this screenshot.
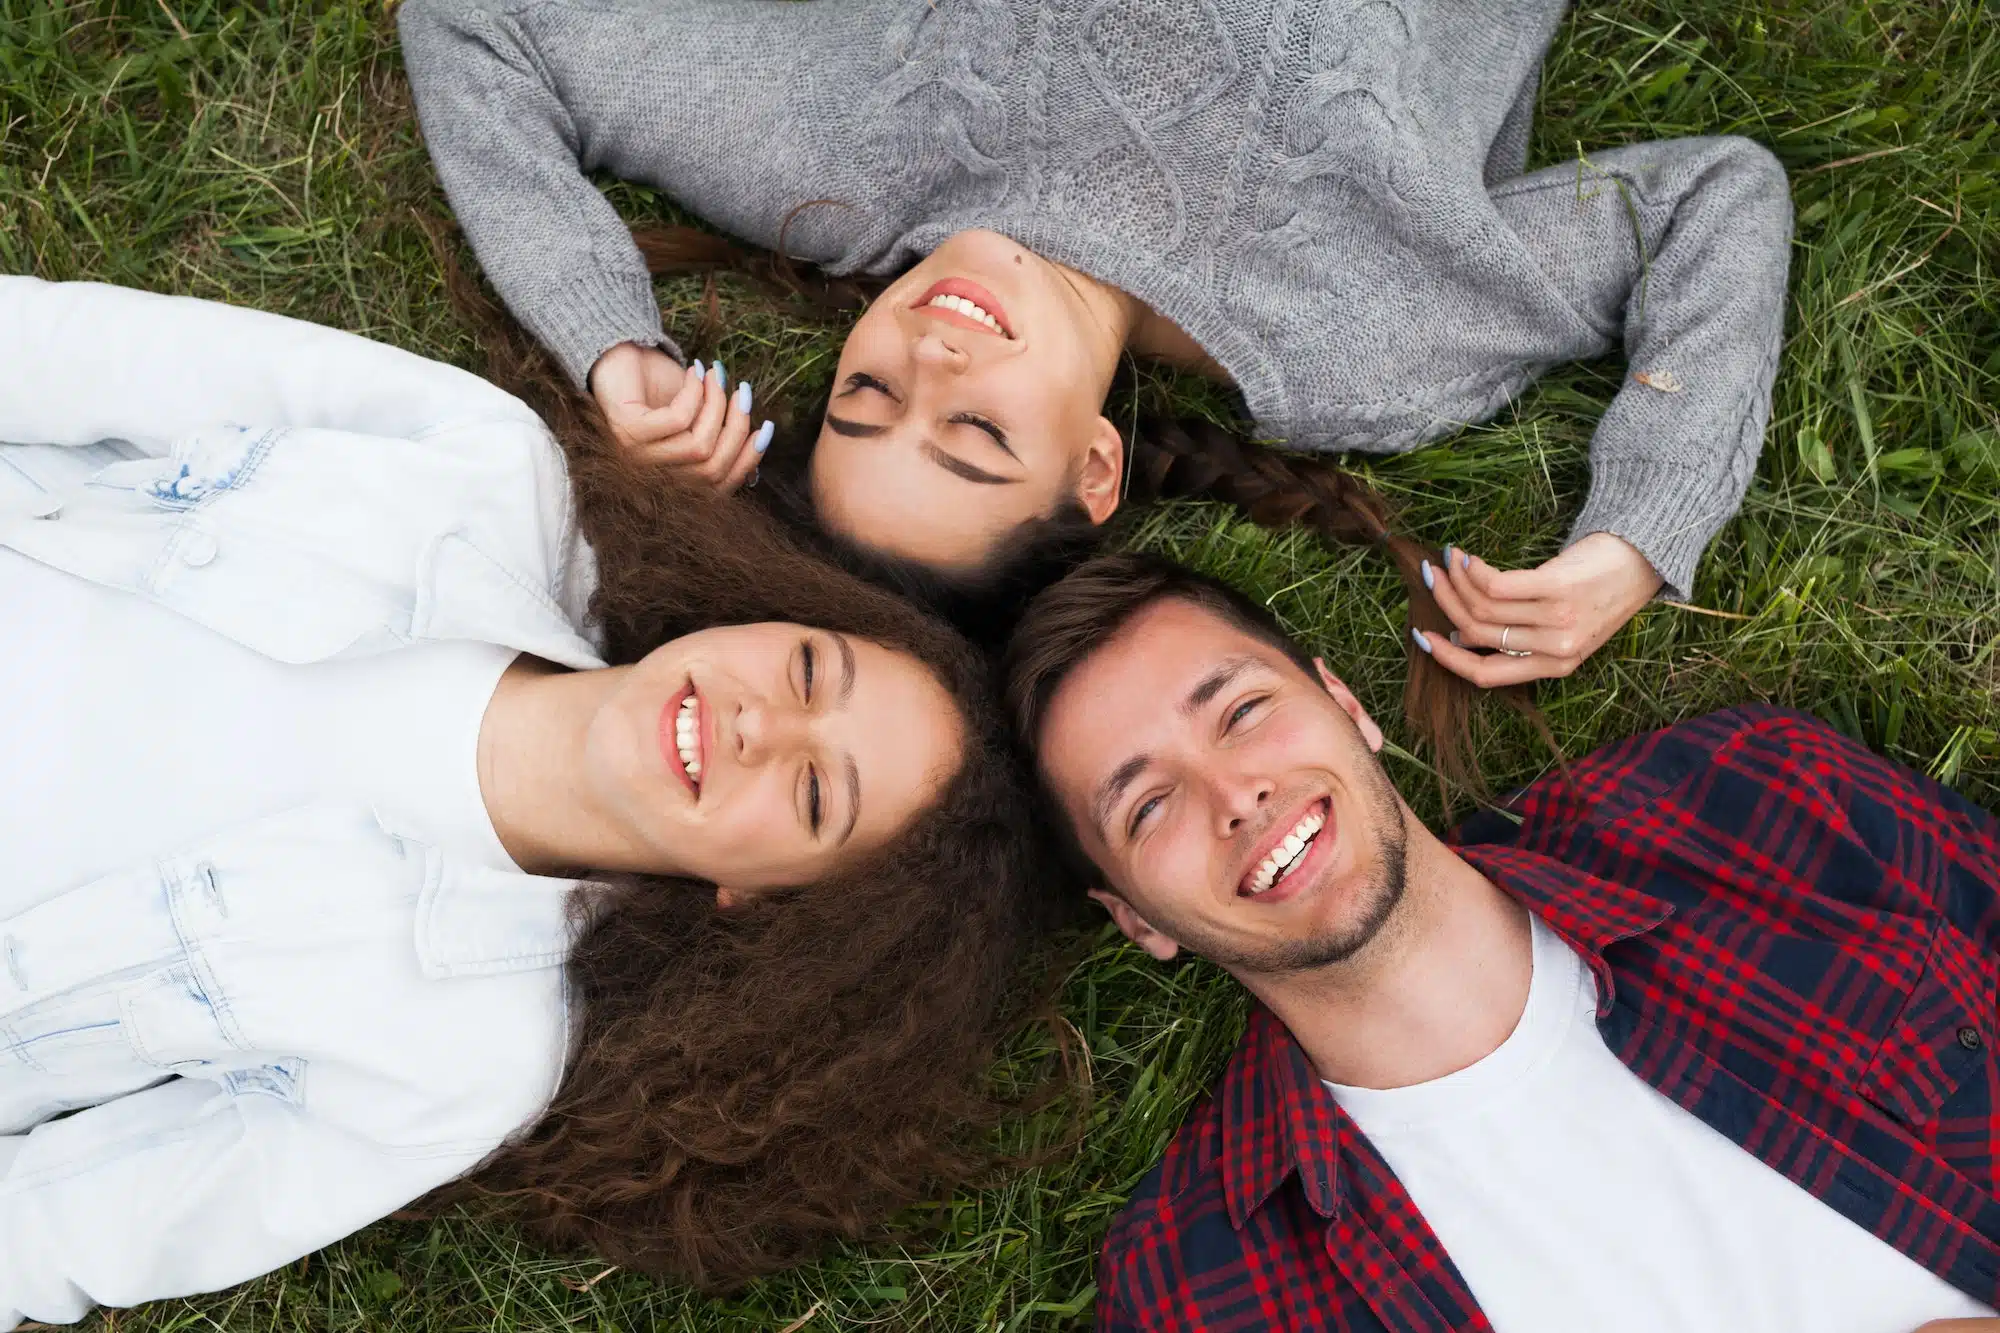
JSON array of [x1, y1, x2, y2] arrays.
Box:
[[399, 0, 1793, 597]]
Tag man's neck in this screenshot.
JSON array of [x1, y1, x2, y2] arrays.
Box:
[[1249, 825, 1534, 1091]]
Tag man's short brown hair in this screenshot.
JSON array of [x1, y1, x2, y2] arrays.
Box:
[[1001, 552, 1319, 766]]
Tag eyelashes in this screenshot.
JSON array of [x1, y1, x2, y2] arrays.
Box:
[[838, 373, 1009, 452]]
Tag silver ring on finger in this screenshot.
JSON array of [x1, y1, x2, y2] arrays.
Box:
[[1499, 625, 1533, 658]]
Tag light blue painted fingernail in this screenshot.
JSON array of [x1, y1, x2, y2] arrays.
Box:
[[1420, 558, 1434, 591], [689, 359, 704, 382], [712, 361, 726, 391], [1460, 548, 1472, 571], [1441, 543, 1454, 570], [1411, 627, 1433, 655], [734, 381, 753, 414], [753, 420, 775, 453]]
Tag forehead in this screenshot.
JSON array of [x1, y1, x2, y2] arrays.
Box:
[[846, 634, 964, 851], [1035, 598, 1289, 802]]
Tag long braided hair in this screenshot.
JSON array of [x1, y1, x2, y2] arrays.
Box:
[[534, 220, 1484, 790]]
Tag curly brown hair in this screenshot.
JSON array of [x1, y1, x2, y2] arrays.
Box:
[[434, 231, 1062, 1287]]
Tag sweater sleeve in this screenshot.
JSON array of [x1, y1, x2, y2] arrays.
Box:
[[1489, 136, 1792, 599], [398, 0, 852, 391]]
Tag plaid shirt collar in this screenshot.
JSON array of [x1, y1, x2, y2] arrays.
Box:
[[1216, 841, 1676, 1229]]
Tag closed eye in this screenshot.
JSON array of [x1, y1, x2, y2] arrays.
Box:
[[840, 371, 896, 400], [948, 411, 1012, 456]]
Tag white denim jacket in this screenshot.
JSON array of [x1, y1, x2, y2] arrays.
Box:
[[0, 278, 607, 1327]]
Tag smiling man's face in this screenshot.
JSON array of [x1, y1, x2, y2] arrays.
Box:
[[1035, 597, 1413, 977]]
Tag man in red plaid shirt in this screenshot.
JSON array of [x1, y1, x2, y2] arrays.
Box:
[[1003, 553, 2000, 1333]]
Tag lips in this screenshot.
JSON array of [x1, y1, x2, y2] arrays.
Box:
[[659, 681, 705, 798], [1236, 797, 1335, 907], [913, 277, 1015, 338]]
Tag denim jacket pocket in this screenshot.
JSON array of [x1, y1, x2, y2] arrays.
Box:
[[1856, 926, 1996, 1129], [119, 964, 247, 1074]]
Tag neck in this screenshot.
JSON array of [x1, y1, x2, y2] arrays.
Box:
[[1245, 818, 1534, 1090], [1047, 254, 1144, 381], [477, 658, 668, 877], [1052, 254, 1227, 381]]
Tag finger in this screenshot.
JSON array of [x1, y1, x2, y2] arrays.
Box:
[[694, 383, 756, 486], [619, 361, 706, 446], [1458, 550, 1562, 603], [636, 366, 730, 467], [1439, 548, 1567, 629], [687, 361, 729, 451], [1422, 554, 1495, 635], [721, 419, 775, 493], [1444, 621, 1582, 660], [1414, 628, 1570, 687]]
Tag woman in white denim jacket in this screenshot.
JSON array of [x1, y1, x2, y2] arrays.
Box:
[[0, 277, 1047, 1325]]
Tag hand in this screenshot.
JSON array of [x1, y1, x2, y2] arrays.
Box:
[[1413, 532, 1663, 687], [588, 341, 772, 493]]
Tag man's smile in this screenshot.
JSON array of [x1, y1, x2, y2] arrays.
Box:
[[1236, 796, 1335, 905]]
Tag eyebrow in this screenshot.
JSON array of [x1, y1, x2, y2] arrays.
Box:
[[823, 415, 1018, 487], [1092, 754, 1153, 841], [1183, 657, 1259, 717], [824, 414, 885, 439], [840, 753, 862, 845], [923, 443, 1014, 485], [834, 631, 856, 706]]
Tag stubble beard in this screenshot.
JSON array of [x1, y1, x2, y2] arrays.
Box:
[[1181, 767, 1411, 978]]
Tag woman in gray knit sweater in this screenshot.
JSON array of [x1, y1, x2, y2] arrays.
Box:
[[399, 0, 1791, 698]]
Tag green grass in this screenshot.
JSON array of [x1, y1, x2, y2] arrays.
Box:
[[4, 0, 1997, 1327]]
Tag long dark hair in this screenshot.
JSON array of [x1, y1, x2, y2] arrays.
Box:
[[602, 222, 1486, 790], [433, 231, 1062, 1286]]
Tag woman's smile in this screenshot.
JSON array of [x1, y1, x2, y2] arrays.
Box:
[[912, 277, 1014, 339], [660, 681, 708, 798]]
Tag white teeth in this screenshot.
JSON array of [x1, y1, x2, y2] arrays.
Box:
[[925, 292, 1005, 335], [1243, 808, 1327, 897], [675, 694, 701, 785]]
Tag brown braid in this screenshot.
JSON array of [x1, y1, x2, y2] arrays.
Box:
[[1123, 415, 1484, 797]]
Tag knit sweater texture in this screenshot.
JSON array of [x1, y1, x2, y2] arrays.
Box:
[[400, 0, 1794, 597]]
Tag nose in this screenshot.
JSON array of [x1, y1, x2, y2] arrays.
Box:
[[1209, 767, 1274, 838], [732, 695, 812, 766], [913, 331, 970, 375]]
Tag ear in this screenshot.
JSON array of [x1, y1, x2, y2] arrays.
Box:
[[714, 885, 741, 909], [1075, 416, 1126, 525], [1313, 658, 1385, 754], [1087, 888, 1182, 962]]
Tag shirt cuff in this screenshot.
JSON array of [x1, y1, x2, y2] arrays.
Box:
[[1565, 456, 1735, 602], [526, 267, 682, 393]]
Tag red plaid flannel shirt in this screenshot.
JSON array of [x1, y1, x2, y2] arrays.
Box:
[[1096, 706, 2000, 1331]]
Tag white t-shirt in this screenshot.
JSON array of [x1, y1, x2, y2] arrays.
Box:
[[1326, 914, 1995, 1333], [2, 547, 519, 918]]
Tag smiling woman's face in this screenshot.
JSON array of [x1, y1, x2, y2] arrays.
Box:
[[584, 622, 965, 896], [810, 230, 1128, 574]]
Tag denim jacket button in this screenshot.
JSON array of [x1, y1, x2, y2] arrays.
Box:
[[180, 530, 219, 567]]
